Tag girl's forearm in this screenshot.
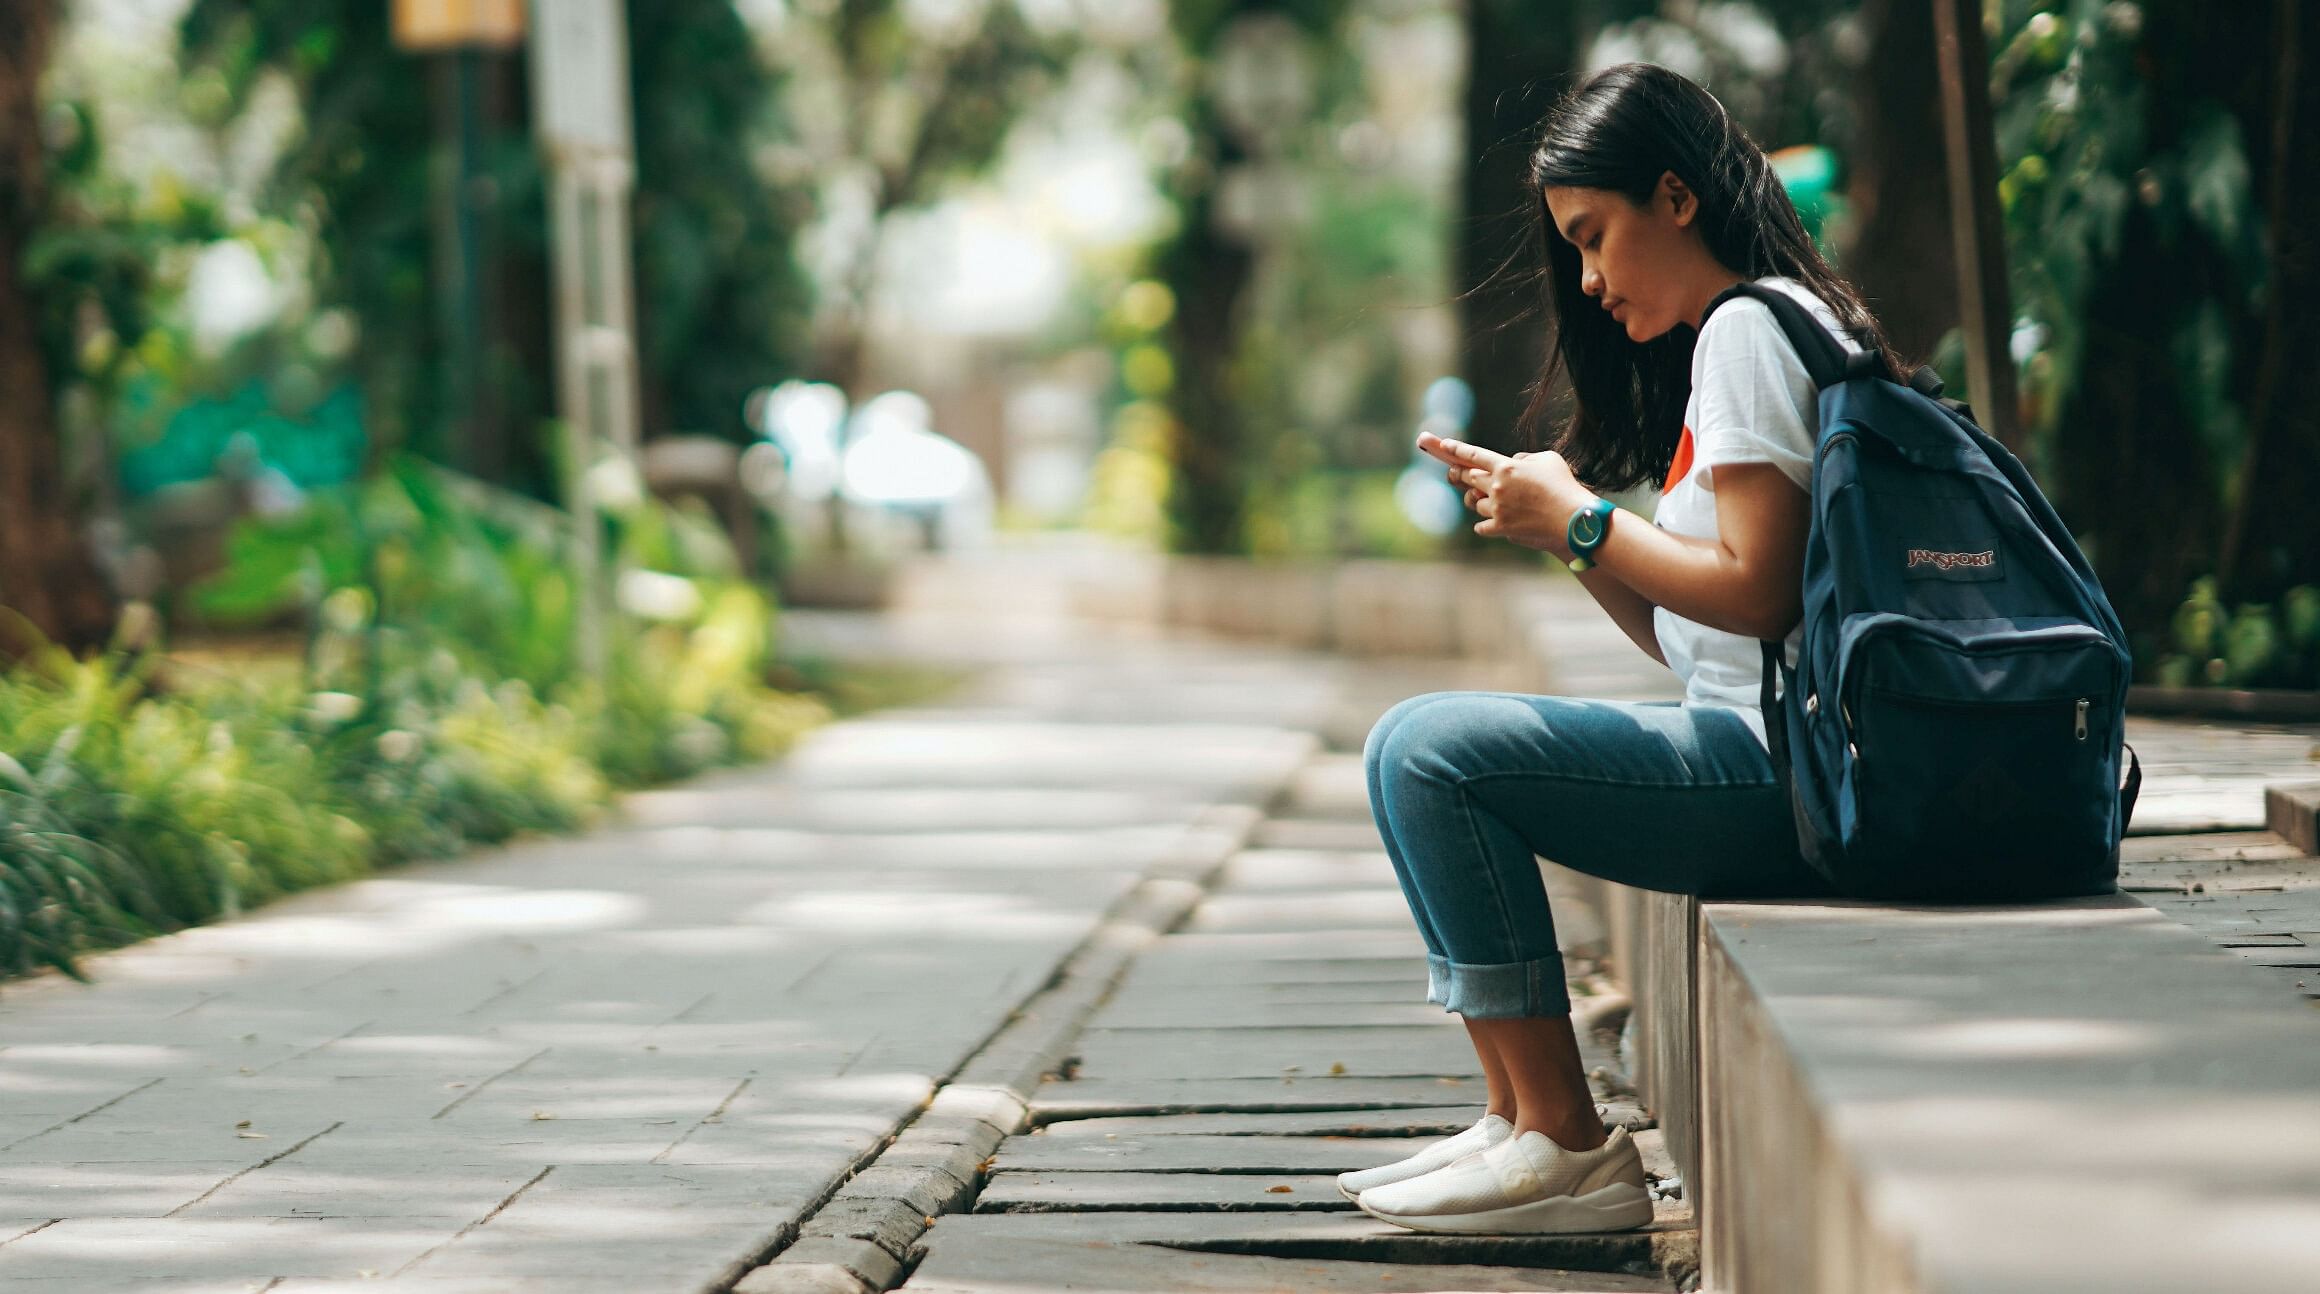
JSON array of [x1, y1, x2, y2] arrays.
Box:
[[1585, 517, 1800, 642], [1575, 566, 1667, 666]]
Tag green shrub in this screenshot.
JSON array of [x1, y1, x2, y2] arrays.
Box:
[[0, 458, 856, 981]]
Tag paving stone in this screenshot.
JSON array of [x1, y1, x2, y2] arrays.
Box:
[[739, 1235, 904, 1291], [1248, 820, 1390, 852], [841, 1163, 973, 1216], [398, 1164, 802, 1282], [1183, 892, 1421, 933], [1092, 1000, 1452, 1030], [1030, 1076, 1497, 1123], [0, 1216, 454, 1283], [994, 1133, 1445, 1175], [911, 1236, 1675, 1291], [2119, 831, 2305, 864], [800, 1194, 928, 1260], [1038, 1104, 1652, 1140], [1068, 1027, 1482, 1081], [1129, 931, 1431, 964], [1101, 978, 1434, 1010], [978, 1171, 1356, 1212], [1114, 955, 1426, 989], [1215, 849, 1396, 890], [0, 1160, 258, 1220], [736, 1261, 879, 1294], [1036, 1107, 1476, 1141], [904, 1212, 1685, 1292]]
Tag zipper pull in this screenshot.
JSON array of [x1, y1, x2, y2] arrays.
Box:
[[2074, 698, 2090, 741]]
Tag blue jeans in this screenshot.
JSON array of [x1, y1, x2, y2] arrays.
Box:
[[1363, 692, 1834, 1019]]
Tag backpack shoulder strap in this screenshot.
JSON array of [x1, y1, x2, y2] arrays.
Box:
[[1701, 281, 1889, 390]]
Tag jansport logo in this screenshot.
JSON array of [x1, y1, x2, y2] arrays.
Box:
[[1908, 549, 1996, 572]]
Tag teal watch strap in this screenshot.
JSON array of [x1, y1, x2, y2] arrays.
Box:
[[1565, 497, 1617, 572]]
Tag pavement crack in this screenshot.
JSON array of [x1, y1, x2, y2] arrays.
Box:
[[431, 1047, 551, 1119], [251, 1020, 375, 1076], [664, 991, 718, 1024], [832, 1034, 881, 1078], [0, 1077, 165, 1152], [166, 1121, 343, 1217], [163, 991, 227, 1019], [394, 1164, 554, 1277], [652, 1077, 751, 1163], [0, 1219, 59, 1249], [456, 967, 550, 1018]]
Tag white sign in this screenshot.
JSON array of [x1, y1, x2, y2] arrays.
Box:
[[527, 0, 633, 157]]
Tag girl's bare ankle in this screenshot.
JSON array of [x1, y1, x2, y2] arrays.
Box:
[[1515, 1117, 1607, 1152]]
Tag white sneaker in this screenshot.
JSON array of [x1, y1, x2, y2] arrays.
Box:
[[1333, 1113, 1513, 1201], [1354, 1126, 1654, 1234]]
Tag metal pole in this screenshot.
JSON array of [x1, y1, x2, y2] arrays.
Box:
[[1933, 0, 2023, 452]]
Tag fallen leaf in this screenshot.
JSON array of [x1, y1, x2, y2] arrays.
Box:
[[1266, 1185, 1293, 1194], [236, 1131, 269, 1140], [530, 1111, 556, 1121], [235, 1120, 251, 1129], [1328, 1062, 1346, 1076]]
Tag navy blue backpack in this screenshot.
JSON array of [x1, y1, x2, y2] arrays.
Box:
[[1702, 282, 2140, 901]]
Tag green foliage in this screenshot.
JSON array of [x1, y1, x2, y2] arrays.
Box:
[[175, 0, 813, 480], [1990, 1, 2266, 483], [2156, 578, 2320, 689], [0, 456, 863, 982], [630, 0, 814, 438], [1243, 470, 1438, 562]]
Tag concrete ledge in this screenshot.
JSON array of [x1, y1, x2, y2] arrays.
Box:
[[2265, 783, 2320, 855], [1696, 895, 2320, 1292]]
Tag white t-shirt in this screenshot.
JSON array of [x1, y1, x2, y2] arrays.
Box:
[[1650, 276, 1867, 749]]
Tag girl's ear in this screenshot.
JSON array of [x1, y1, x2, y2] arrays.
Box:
[[1662, 171, 1697, 227]]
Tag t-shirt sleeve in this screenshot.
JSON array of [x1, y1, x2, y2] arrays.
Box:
[[1688, 299, 1819, 493]]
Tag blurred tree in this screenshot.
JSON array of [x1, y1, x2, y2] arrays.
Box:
[[629, 0, 814, 442], [0, 1, 115, 652], [1156, 0, 1348, 554], [179, 3, 522, 480], [178, 1, 812, 495], [2216, 0, 2320, 603], [1455, 0, 1610, 485], [1839, 0, 1961, 362], [789, 0, 1071, 397], [1988, 0, 2278, 638]]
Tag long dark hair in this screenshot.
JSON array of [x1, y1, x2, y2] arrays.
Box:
[[1522, 62, 1909, 492]]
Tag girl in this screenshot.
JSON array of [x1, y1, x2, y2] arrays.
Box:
[[1343, 62, 1906, 1235]]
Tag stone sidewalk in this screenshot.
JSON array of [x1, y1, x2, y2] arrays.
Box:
[[891, 749, 1700, 1294], [0, 616, 1483, 1292], [6, 569, 2318, 1293]]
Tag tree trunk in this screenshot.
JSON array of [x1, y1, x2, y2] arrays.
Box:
[[1840, 0, 1960, 364], [1159, 95, 1255, 555], [0, 0, 112, 655], [2219, 0, 2320, 600]]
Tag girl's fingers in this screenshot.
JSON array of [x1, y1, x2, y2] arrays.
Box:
[[1417, 431, 1509, 472]]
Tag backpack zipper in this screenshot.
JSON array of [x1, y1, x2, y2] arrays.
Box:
[[2075, 698, 2089, 741]]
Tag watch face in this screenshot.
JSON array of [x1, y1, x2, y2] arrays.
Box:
[[1572, 512, 1606, 546]]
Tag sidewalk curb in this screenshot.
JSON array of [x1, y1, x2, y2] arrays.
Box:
[[2264, 783, 2320, 855], [727, 785, 1294, 1294]]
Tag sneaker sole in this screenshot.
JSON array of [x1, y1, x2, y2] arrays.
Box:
[[1358, 1181, 1655, 1235]]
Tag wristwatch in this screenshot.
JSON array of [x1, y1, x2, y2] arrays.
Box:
[[1565, 497, 1617, 572]]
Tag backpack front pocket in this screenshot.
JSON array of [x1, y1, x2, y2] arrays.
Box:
[[1831, 614, 2124, 892]]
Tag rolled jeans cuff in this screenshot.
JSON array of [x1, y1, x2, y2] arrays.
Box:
[[1439, 956, 1571, 1019]]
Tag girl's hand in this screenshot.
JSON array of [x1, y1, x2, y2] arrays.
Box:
[[1417, 432, 1597, 556]]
